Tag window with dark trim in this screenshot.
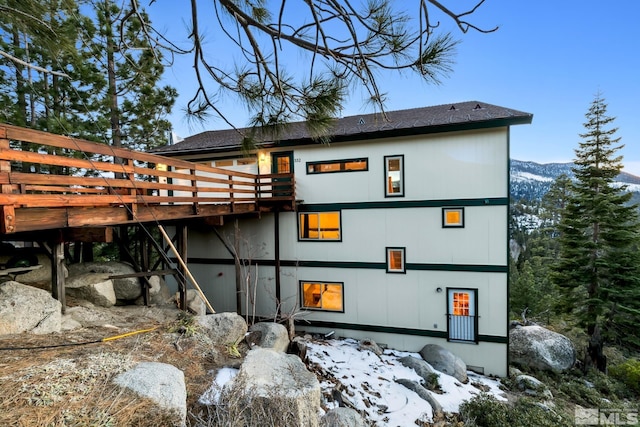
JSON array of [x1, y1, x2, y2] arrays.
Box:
[[301, 281, 344, 311], [386, 247, 406, 273], [307, 158, 368, 174], [384, 155, 404, 197], [447, 288, 478, 343], [298, 212, 341, 241], [442, 207, 464, 228]]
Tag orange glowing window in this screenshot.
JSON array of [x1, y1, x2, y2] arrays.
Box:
[[386, 247, 405, 273], [443, 208, 464, 227], [452, 292, 470, 316], [214, 160, 234, 167], [301, 282, 344, 311], [299, 212, 341, 240], [307, 158, 368, 174], [384, 155, 404, 197]]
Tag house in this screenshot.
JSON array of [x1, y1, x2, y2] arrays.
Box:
[[153, 101, 533, 376]]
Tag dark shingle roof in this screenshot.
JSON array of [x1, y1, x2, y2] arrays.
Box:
[[153, 101, 532, 156]]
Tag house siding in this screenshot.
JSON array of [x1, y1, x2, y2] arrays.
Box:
[[173, 126, 511, 376]]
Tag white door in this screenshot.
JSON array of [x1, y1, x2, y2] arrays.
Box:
[[448, 289, 476, 342]]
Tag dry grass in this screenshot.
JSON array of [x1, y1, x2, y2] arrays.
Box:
[[0, 310, 239, 427]]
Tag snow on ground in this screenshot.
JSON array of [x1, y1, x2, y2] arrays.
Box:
[[305, 338, 506, 426], [199, 338, 506, 426]]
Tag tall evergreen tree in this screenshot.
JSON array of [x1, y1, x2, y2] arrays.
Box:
[[553, 95, 640, 370], [91, 0, 176, 152]]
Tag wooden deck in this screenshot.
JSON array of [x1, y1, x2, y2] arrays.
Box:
[[0, 124, 295, 237]]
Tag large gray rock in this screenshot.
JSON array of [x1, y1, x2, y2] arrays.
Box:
[[510, 325, 576, 372], [0, 281, 61, 334], [114, 362, 186, 426], [134, 275, 172, 306], [196, 312, 248, 344], [399, 356, 440, 391], [182, 289, 207, 315], [247, 322, 290, 352], [515, 374, 553, 400], [321, 407, 366, 427], [419, 344, 468, 383], [12, 253, 66, 284], [65, 273, 116, 307], [233, 348, 321, 427], [68, 262, 141, 301], [395, 378, 443, 416]]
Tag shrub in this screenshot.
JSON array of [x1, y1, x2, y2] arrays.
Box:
[[609, 359, 640, 395], [460, 394, 571, 427]]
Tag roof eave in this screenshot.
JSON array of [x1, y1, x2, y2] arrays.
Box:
[[154, 114, 533, 157]]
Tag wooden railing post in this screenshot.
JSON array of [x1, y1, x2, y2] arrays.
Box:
[[190, 168, 199, 214], [228, 174, 234, 212], [0, 128, 16, 234]]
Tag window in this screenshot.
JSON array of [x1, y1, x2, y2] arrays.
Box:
[[214, 159, 233, 167], [301, 281, 344, 311], [442, 208, 464, 228], [307, 158, 368, 174], [447, 288, 477, 343], [384, 155, 404, 197], [298, 212, 341, 240], [386, 247, 406, 273], [237, 158, 257, 165]]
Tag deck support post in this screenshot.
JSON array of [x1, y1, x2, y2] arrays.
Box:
[[51, 241, 66, 314], [176, 225, 188, 311], [274, 210, 281, 317]]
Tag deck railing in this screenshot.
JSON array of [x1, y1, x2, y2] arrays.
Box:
[[0, 124, 295, 233]]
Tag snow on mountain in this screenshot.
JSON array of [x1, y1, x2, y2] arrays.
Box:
[[510, 159, 640, 203]]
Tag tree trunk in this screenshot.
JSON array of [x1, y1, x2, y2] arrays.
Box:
[[585, 324, 607, 373]]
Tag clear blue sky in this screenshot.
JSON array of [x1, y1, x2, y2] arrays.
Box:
[[149, 1, 640, 176]]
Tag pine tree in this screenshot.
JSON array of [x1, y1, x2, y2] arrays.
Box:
[[90, 0, 177, 152], [553, 95, 640, 370]]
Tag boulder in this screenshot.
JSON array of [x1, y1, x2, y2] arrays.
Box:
[[61, 315, 83, 331], [68, 262, 141, 301], [196, 312, 248, 345], [358, 338, 383, 356], [134, 275, 172, 306], [0, 281, 61, 334], [65, 273, 116, 307], [399, 356, 440, 391], [247, 322, 290, 352], [114, 362, 186, 426], [509, 325, 576, 372], [13, 253, 66, 284], [419, 344, 468, 383], [181, 289, 207, 315], [232, 348, 321, 427], [321, 407, 367, 427], [395, 378, 443, 416], [515, 374, 553, 400]]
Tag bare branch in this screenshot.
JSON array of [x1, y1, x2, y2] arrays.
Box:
[[0, 50, 70, 78]]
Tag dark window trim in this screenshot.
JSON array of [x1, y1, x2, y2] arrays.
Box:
[[386, 247, 406, 274], [442, 207, 465, 228], [306, 157, 369, 174], [384, 154, 405, 198], [446, 287, 479, 344], [300, 280, 345, 312], [297, 211, 343, 242]]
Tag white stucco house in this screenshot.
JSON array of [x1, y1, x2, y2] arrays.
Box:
[[153, 101, 533, 376]]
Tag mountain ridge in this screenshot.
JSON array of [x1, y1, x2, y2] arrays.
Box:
[[510, 159, 640, 202]]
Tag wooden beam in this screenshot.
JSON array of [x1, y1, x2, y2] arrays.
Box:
[[63, 227, 113, 243]]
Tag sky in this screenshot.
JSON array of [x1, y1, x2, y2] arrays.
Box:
[[147, 1, 640, 176]]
